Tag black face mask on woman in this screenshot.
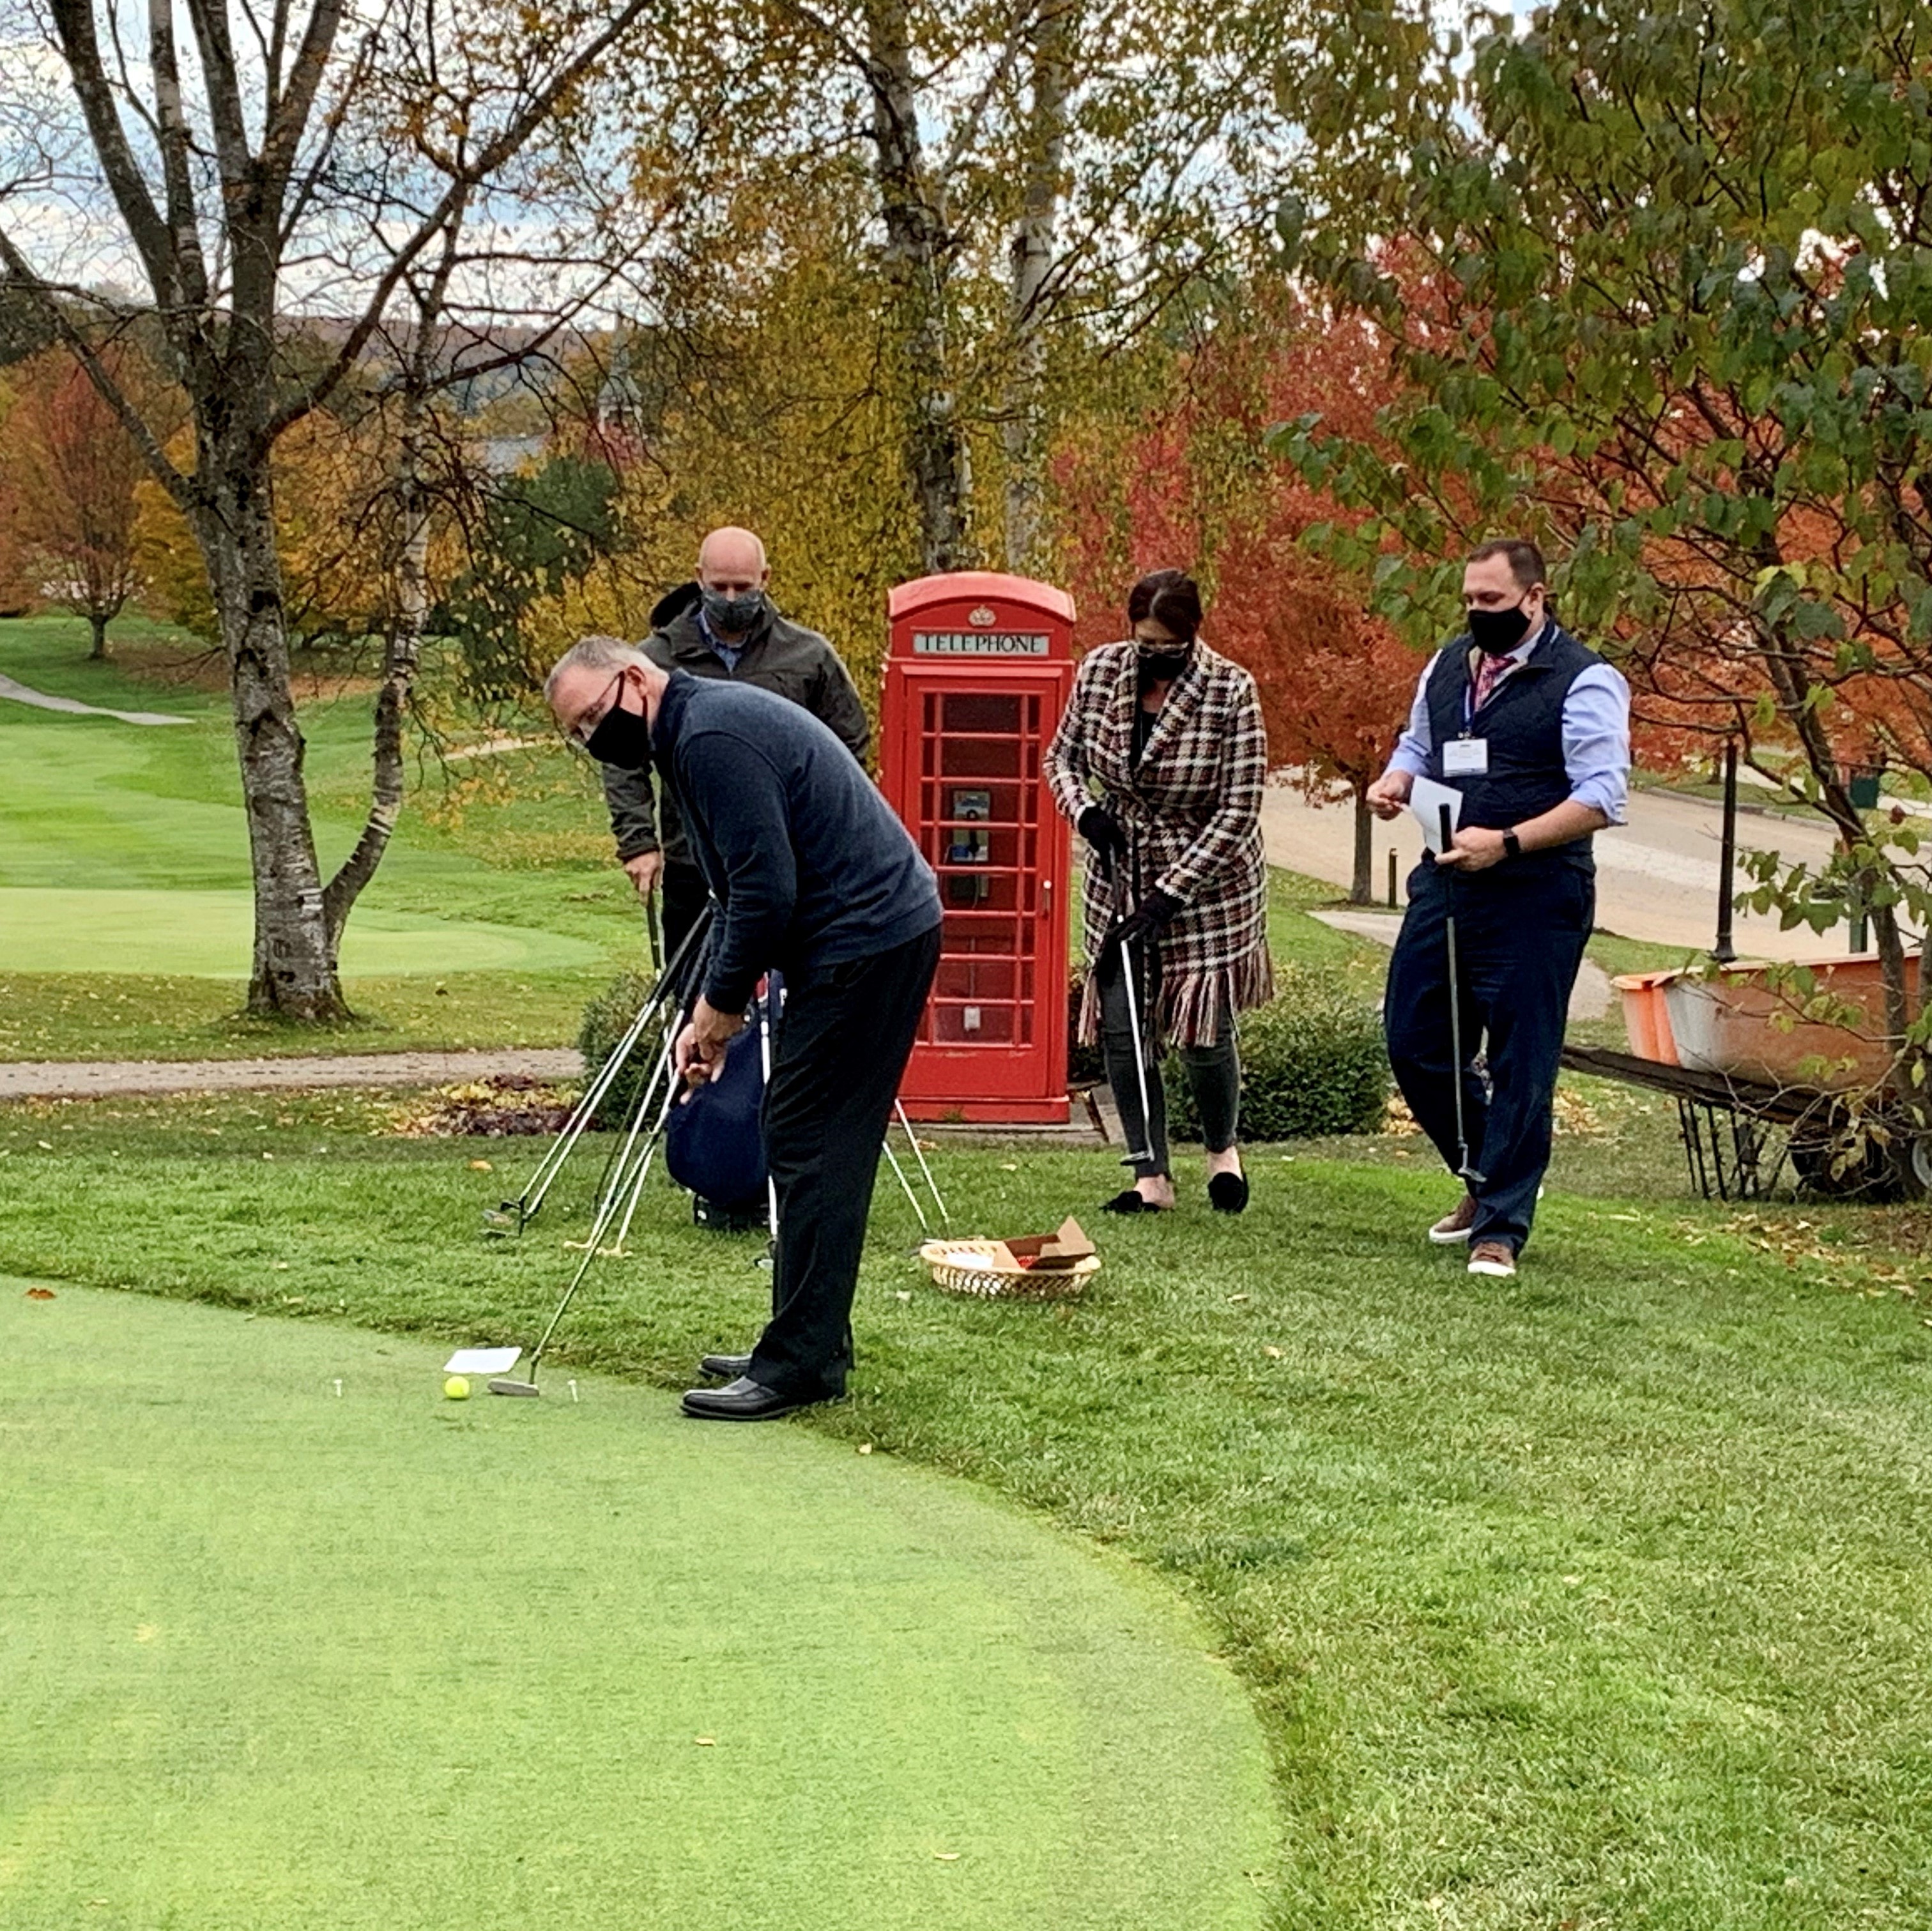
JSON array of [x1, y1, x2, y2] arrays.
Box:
[[1136, 641, 1193, 684], [1467, 599, 1535, 657], [585, 692, 654, 770]]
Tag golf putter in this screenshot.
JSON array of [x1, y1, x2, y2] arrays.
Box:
[[1439, 804, 1485, 1187], [1116, 827, 1156, 1168], [489, 977, 701, 1395]]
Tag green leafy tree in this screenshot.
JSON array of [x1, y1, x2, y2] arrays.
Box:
[[1276, 0, 1932, 1087]]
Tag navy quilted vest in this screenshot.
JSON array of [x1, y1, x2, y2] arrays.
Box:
[[1423, 623, 1602, 879]]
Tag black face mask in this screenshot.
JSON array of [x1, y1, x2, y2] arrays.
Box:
[[1137, 641, 1193, 685], [1467, 599, 1534, 657], [585, 691, 654, 769]]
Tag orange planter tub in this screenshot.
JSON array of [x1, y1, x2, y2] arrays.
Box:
[[1613, 972, 1681, 1065], [1657, 955, 1920, 1092]]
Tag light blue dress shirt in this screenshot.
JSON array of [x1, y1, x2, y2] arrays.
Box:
[[696, 608, 745, 673], [1386, 621, 1630, 825]]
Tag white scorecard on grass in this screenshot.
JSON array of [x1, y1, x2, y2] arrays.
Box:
[[443, 1347, 523, 1376]]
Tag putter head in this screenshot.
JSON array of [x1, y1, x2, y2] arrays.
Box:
[[1119, 1149, 1153, 1168], [480, 1200, 527, 1239], [487, 1377, 541, 1396]]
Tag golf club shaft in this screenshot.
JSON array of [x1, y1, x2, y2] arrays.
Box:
[[895, 1099, 948, 1226], [1439, 802, 1475, 1184], [880, 1136, 931, 1234], [1117, 824, 1156, 1166], [758, 981, 779, 1247], [518, 903, 714, 1217]]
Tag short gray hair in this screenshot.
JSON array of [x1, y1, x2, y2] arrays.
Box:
[[543, 634, 647, 711]]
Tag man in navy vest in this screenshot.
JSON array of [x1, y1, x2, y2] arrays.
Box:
[[1366, 539, 1630, 1278]]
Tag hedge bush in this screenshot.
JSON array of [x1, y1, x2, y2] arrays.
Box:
[[577, 970, 661, 1128], [1163, 965, 1388, 1141]]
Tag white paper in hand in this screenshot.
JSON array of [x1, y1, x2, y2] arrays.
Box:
[[1409, 775, 1464, 854]]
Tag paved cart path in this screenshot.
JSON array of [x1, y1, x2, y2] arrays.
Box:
[[0, 1282, 1273, 1931], [0, 1046, 580, 1099]]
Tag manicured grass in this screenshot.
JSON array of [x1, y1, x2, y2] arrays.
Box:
[[0, 970, 619, 1060], [0, 616, 649, 1051], [4, 1091, 1930, 1927], [0, 1278, 1272, 1930]]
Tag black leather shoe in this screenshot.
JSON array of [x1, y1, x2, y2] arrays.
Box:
[[698, 1352, 753, 1378], [1103, 1189, 1169, 1214], [681, 1376, 834, 1422], [1208, 1170, 1250, 1214]]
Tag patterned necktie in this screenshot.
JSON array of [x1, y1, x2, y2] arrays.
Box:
[[1472, 652, 1511, 712]]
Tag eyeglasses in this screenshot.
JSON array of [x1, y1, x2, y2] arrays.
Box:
[[566, 672, 625, 749]]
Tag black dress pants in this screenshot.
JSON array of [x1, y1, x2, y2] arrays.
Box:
[[1383, 860, 1592, 1254], [747, 925, 940, 1398]]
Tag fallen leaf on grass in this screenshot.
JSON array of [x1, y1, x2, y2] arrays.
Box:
[[857, 1443, 873, 1455], [933, 1852, 960, 1862], [469, 1159, 494, 1172], [1227, 1293, 1248, 1302], [36, 1140, 52, 1150], [998, 1162, 1018, 1171], [694, 1736, 716, 1746], [1263, 1345, 1283, 1359], [24, 1286, 54, 1300]]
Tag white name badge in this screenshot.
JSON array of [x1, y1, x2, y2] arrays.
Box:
[[1442, 737, 1489, 777]]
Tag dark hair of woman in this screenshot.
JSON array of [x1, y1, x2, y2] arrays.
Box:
[[1125, 569, 1202, 642]]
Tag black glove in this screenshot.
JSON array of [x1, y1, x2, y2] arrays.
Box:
[[1077, 805, 1128, 876], [1100, 888, 1182, 965]]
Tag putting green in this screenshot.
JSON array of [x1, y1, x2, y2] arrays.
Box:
[[0, 889, 603, 977], [0, 1284, 1272, 1930]]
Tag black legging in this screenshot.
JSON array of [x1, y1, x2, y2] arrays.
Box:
[[1097, 945, 1239, 1180]]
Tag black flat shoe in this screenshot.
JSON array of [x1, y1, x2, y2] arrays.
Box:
[[1208, 1171, 1250, 1214], [682, 1376, 835, 1422], [698, 1352, 754, 1379], [1103, 1189, 1169, 1214]]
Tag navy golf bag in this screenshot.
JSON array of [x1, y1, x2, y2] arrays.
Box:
[[663, 984, 772, 1233]]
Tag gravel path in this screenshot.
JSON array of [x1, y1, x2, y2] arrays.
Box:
[[0, 1048, 579, 1099]]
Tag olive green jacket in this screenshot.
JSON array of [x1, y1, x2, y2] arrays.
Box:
[[601, 589, 869, 868]]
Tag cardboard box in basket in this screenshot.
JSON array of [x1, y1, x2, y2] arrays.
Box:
[[990, 1217, 1094, 1273]]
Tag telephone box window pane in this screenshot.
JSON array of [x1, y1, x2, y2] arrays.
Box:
[[936, 955, 1016, 1001], [940, 737, 1022, 778], [933, 1002, 1016, 1044], [943, 871, 1018, 910], [942, 692, 1022, 734], [944, 914, 1018, 955]]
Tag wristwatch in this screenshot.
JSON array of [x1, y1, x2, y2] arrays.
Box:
[[1503, 829, 1522, 860]]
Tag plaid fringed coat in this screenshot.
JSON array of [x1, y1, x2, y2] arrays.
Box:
[[1046, 640, 1273, 1049]]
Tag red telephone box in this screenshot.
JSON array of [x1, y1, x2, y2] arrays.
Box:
[[880, 572, 1076, 1122]]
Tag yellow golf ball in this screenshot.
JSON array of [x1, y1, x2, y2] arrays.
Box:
[[444, 1375, 471, 1401]]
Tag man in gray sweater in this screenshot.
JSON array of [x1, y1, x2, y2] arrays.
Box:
[[603, 526, 870, 959]]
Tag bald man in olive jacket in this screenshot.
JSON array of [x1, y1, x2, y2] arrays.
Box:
[[604, 528, 869, 959]]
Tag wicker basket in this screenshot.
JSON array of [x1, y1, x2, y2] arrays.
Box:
[[918, 1239, 1100, 1301]]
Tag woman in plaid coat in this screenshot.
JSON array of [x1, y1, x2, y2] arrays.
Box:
[[1046, 570, 1273, 1214]]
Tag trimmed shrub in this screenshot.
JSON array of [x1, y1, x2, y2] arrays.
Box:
[[577, 970, 660, 1128], [1164, 964, 1388, 1141]]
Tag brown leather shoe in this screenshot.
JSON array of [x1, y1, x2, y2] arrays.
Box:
[[1467, 1239, 1517, 1278], [1429, 1193, 1479, 1244]]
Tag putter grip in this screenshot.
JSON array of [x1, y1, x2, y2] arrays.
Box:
[[1438, 803, 1452, 857]]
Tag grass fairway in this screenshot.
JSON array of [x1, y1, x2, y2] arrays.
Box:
[[4, 1093, 1931, 1926], [0, 1279, 1271, 1931], [0, 616, 638, 1046]]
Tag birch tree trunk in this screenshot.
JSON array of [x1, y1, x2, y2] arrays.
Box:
[[1002, 0, 1071, 574], [192, 466, 347, 1021], [866, 0, 974, 573]]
